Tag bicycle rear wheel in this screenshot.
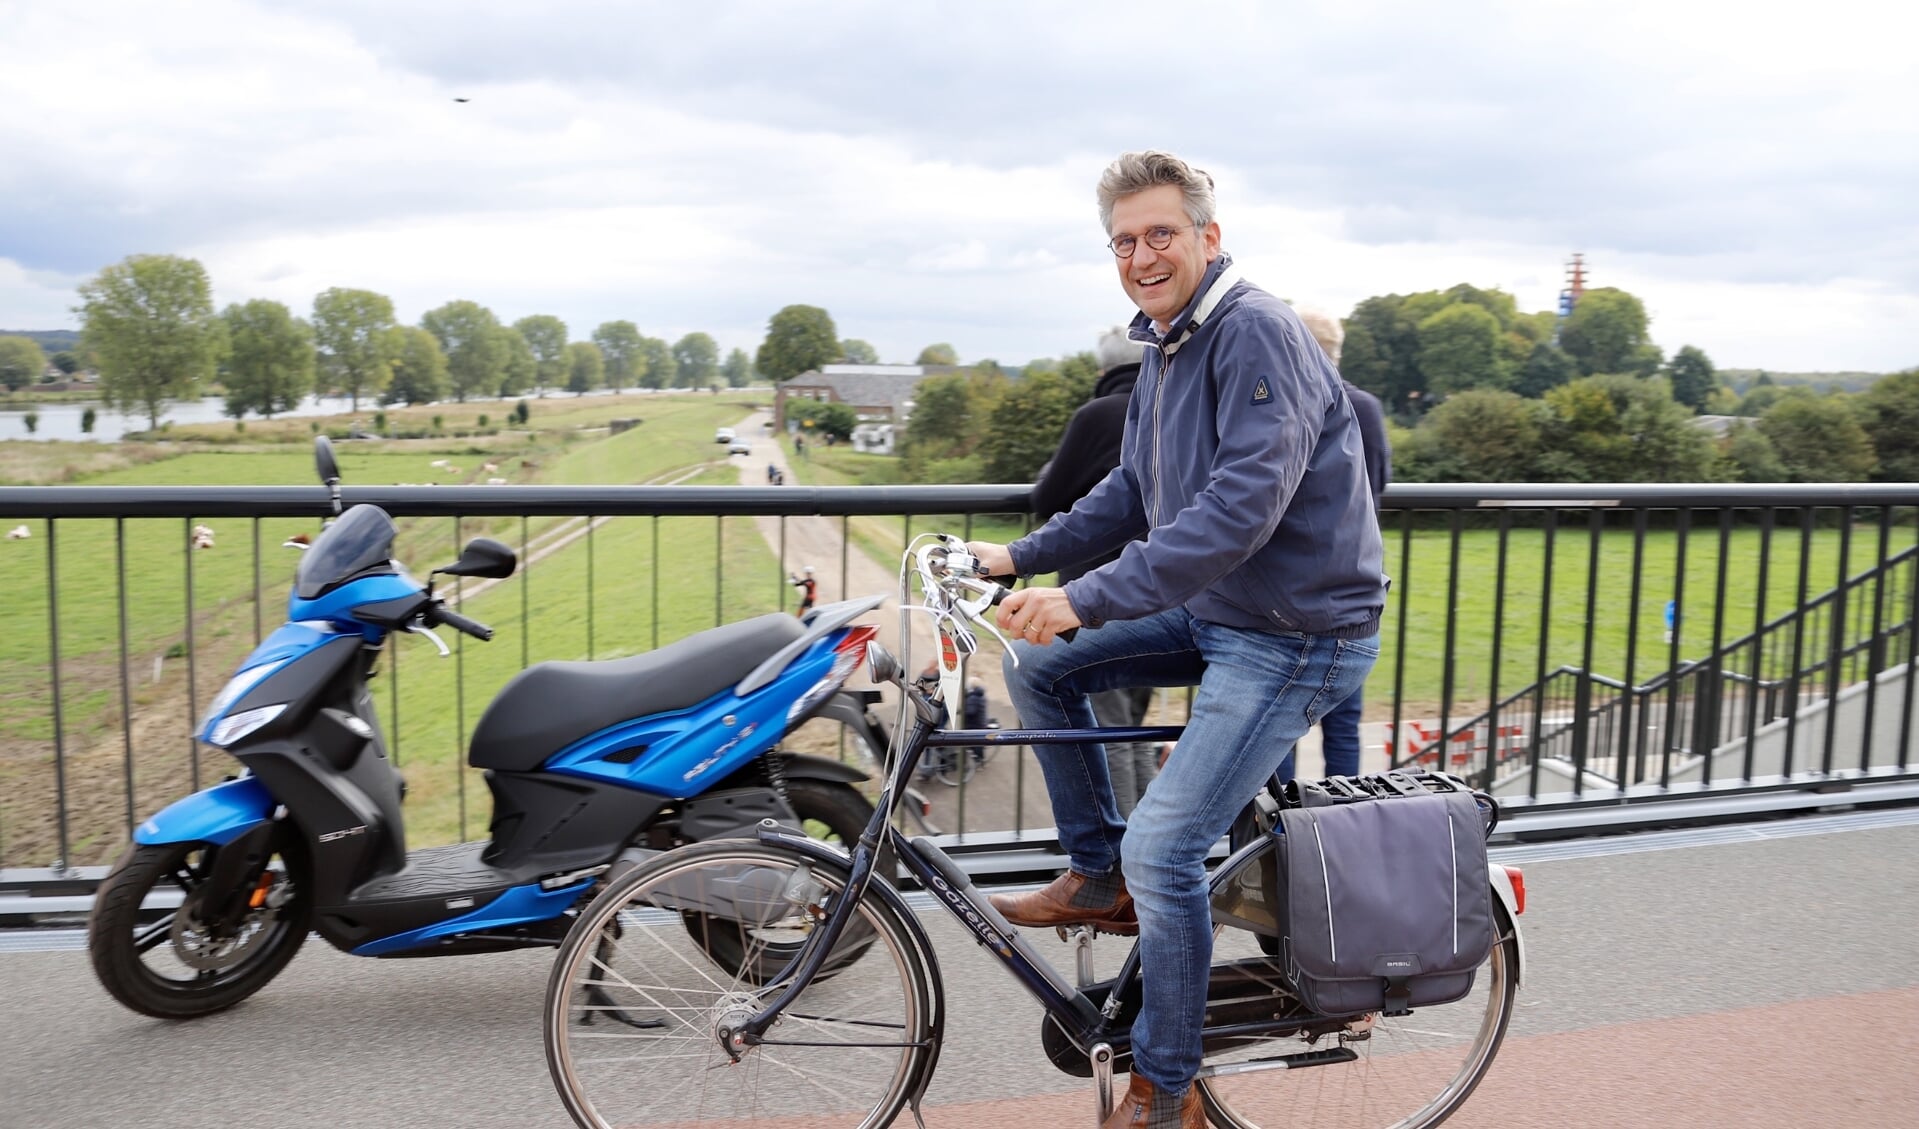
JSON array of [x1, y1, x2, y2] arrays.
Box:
[[545, 840, 936, 1129], [1195, 899, 1519, 1129]]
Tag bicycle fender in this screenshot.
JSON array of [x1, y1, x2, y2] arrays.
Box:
[[135, 776, 275, 847], [1489, 866, 1526, 989], [773, 751, 871, 785]]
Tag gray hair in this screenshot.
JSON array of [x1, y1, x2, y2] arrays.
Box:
[[1295, 307, 1345, 367], [1094, 325, 1139, 372], [1097, 151, 1217, 234]]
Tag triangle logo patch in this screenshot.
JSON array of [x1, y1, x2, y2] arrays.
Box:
[[1251, 378, 1272, 404]]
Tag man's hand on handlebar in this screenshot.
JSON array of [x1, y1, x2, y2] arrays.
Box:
[[965, 541, 1015, 581], [996, 586, 1081, 646]]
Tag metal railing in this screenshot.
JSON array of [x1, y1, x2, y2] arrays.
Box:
[[2, 481, 1916, 878]]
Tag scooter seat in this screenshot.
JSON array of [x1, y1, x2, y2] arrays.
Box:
[[469, 613, 807, 773]]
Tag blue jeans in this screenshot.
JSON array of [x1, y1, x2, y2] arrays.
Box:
[[1277, 685, 1364, 782], [1003, 608, 1379, 1092]]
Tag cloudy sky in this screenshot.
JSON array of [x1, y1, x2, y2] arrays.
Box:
[[3, 0, 1914, 372]]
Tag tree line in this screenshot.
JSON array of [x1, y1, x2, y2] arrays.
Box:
[[54, 254, 762, 429]]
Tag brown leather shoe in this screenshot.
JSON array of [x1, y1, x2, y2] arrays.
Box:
[[988, 869, 1137, 935], [1101, 1072, 1205, 1128]]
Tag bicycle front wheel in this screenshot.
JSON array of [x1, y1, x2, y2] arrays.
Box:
[[1195, 898, 1519, 1129], [545, 840, 936, 1129]]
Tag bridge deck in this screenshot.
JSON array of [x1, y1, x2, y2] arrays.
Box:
[[4, 813, 1916, 1127]]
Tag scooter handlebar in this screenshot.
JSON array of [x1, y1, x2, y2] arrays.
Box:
[[425, 602, 494, 642]]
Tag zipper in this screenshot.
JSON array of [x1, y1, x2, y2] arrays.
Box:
[[1149, 343, 1169, 525]]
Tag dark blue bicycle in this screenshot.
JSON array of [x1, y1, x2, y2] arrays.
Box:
[[542, 533, 1527, 1128]]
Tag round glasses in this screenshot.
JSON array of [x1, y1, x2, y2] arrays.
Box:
[[1107, 225, 1190, 258]]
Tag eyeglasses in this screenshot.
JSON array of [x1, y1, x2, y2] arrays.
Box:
[[1107, 225, 1190, 258]]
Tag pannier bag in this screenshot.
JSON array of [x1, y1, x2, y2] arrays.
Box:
[[1274, 784, 1494, 1017]]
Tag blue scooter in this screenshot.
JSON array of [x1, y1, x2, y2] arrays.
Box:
[[88, 436, 891, 1018]]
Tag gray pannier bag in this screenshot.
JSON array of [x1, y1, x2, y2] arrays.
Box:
[[1274, 787, 1495, 1017]]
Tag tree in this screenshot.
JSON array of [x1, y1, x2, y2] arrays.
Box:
[[1051, 351, 1101, 402], [1395, 390, 1545, 482], [1417, 303, 1509, 396], [1558, 288, 1651, 376], [1341, 295, 1426, 414], [50, 350, 79, 375], [977, 368, 1080, 483], [1723, 420, 1787, 482], [902, 374, 976, 459], [757, 305, 838, 382], [420, 301, 507, 401], [221, 299, 314, 418], [915, 343, 958, 366], [1666, 345, 1717, 413], [637, 336, 675, 389], [1854, 368, 1919, 482], [497, 326, 536, 396], [382, 326, 449, 406], [0, 335, 46, 392], [721, 347, 754, 388], [512, 315, 568, 396], [1736, 383, 1788, 417], [564, 341, 604, 395], [1758, 395, 1876, 481], [311, 287, 396, 411], [1539, 374, 1720, 482], [671, 332, 720, 388], [839, 338, 879, 364], [76, 253, 226, 429], [1514, 342, 1578, 399], [785, 398, 858, 441], [592, 320, 643, 391]]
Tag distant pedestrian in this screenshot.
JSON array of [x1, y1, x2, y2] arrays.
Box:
[[1286, 307, 1391, 780], [789, 565, 817, 616], [1030, 325, 1158, 815], [767, 463, 778, 484], [794, 434, 808, 460]]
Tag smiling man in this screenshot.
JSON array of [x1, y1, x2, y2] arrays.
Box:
[[969, 151, 1387, 1128]]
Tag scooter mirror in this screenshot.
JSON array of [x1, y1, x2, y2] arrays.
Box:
[[435, 537, 517, 579], [314, 435, 341, 485]]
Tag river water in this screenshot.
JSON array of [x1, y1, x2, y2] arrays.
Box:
[[0, 388, 646, 442]]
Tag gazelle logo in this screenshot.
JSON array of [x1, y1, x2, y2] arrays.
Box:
[[926, 873, 1007, 953]]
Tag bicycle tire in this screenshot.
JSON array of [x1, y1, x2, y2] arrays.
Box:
[[545, 839, 937, 1129], [1194, 896, 1519, 1129]]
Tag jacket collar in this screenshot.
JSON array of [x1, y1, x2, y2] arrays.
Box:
[[1127, 252, 1241, 357]]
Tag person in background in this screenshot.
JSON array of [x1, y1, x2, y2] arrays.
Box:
[[1288, 307, 1391, 779], [962, 676, 993, 766], [1031, 325, 1158, 815], [789, 565, 817, 616]]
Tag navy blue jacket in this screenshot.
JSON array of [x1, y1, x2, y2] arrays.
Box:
[[1010, 255, 1386, 638]]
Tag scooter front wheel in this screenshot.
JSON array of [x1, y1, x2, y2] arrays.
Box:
[[88, 838, 311, 1019]]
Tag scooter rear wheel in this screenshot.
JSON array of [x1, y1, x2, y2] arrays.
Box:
[[88, 838, 311, 1019], [684, 779, 880, 982]]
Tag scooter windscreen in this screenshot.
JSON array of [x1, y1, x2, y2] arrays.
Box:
[[296, 504, 399, 599]]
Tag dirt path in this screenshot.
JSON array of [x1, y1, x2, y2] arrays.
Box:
[[727, 411, 1060, 837]]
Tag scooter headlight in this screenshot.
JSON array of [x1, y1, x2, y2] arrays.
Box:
[[208, 703, 288, 747], [200, 656, 294, 737]]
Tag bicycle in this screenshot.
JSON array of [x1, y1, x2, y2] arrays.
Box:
[[542, 532, 1526, 1128]]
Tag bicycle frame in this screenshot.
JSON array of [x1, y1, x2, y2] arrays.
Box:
[[734, 678, 1312, 1075]]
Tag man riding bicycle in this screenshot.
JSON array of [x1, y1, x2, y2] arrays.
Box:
[[972, 150, 1386, 1129]]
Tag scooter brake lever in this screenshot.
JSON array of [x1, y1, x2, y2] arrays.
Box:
[[407, 623, 452, 657]]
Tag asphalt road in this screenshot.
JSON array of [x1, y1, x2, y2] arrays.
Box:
[[5, 811, 1918, 1128]]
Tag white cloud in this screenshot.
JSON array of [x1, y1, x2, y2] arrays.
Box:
[[1, 0, 1914, 372]]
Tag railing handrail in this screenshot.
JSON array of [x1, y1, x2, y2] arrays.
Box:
[[7, 481, 1919, 519]]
